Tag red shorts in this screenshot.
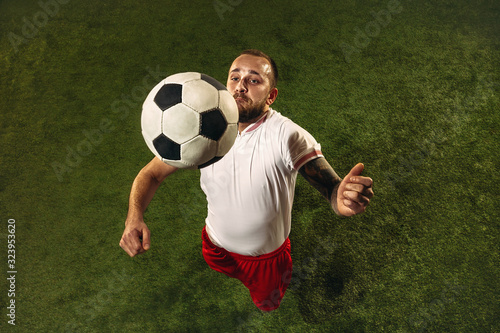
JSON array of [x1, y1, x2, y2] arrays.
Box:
[[202, 227, 293, 311]]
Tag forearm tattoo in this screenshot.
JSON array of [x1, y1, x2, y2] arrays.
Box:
[[298, 157, 342, 202]]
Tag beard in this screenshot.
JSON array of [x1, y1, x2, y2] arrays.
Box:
[[234, 93, 267, 123]]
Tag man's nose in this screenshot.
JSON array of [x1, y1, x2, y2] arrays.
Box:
[[235, 80, 247, 93]]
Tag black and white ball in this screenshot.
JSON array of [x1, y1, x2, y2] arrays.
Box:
[[141, 72, 238, 168]]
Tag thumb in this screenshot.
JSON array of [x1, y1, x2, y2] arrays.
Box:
[[142, 227, 151, 251], [345, 163, 364, 181]]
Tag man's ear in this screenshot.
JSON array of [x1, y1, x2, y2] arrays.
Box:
[[266, 88, 278, 106]]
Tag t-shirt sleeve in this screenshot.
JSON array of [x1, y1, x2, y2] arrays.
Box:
[[280, 120, 323, 171]]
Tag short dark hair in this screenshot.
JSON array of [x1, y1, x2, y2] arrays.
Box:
[[239, 49, 279, 89]]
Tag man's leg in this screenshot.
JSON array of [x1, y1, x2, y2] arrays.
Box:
[[233, 239, 293, 311]]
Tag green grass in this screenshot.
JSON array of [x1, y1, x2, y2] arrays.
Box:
[[0, 0, 499, 332]]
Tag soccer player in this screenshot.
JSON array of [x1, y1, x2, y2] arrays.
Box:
[[119, 49, 374, 311]]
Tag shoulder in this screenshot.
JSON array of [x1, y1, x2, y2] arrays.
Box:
[[265, 108, 322, 170], [267, 109, 316, 143], [264, 108, 306, 137]]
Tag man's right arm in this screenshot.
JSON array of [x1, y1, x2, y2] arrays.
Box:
[[119, 157, 178, 257]]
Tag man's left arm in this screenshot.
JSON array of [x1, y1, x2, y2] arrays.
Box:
[[298, 157, 374, 217]]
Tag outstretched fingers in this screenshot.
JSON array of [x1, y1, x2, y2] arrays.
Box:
[[349, 175, 374, 189], [343, 189, 371, 205], [342, 198, 367, 214], [345, 177, 373, 198]]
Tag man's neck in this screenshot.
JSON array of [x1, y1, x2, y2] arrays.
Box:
[[238, 110, 269, 133]]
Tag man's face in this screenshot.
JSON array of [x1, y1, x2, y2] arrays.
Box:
[[227, 54, 277, 123]]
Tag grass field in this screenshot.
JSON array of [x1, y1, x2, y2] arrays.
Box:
[[0, 0, 499, 332]]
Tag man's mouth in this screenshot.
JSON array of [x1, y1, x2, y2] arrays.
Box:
[[233, 94, 248, 102]]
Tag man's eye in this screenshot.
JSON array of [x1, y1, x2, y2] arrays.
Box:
[[231, 77, 239, 81]]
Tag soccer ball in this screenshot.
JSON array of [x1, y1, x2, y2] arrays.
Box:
[[141, 72, 239, 168]]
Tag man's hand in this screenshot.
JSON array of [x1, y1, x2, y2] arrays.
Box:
[[119, 157, 177, 257], [334, 163, 374, 216], [119, 219, 151, 257]]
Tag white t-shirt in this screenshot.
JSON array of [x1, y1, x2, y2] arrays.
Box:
[[200, 108, 323, 256]]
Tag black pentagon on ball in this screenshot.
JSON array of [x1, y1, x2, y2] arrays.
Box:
[[153, 134, 181, 160], [200, 108, 227, 141], [201, 74, 227, 91], [154, 83, 183, 110]]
